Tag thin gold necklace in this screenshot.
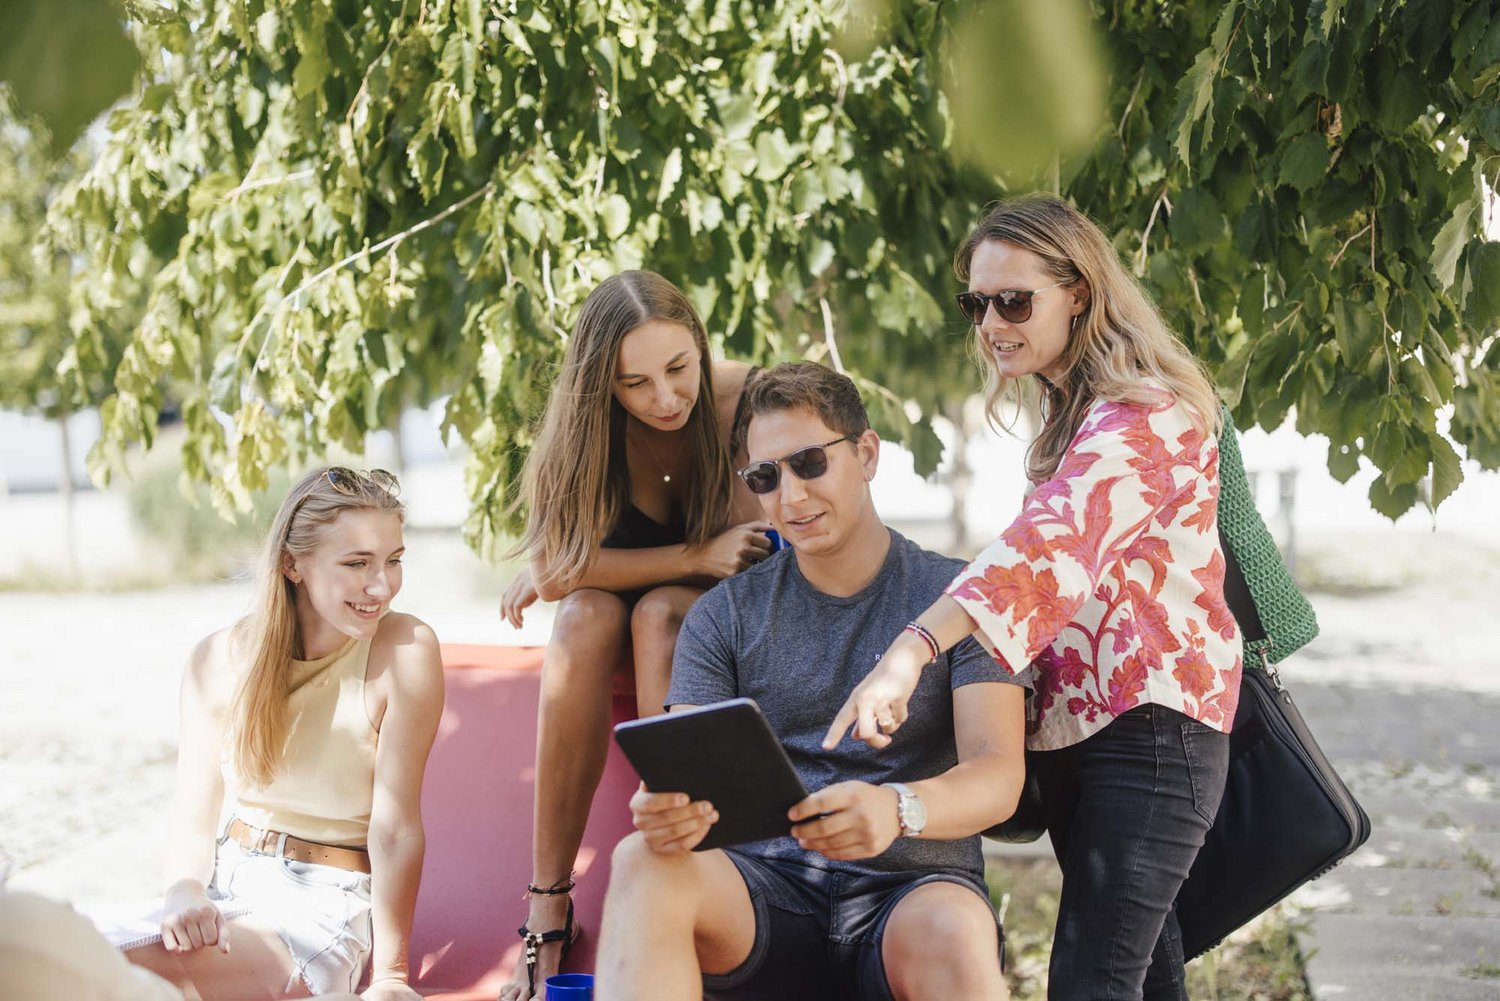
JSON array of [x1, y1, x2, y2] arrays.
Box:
[[630, 424, 678, 484]]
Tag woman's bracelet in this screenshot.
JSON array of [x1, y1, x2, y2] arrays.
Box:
[[903, 621, 940, 662]]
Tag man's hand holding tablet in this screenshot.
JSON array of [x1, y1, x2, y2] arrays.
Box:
[[629, 786, 721, 854], [786, 781, 904, 861], [613, 699, 811, 852]]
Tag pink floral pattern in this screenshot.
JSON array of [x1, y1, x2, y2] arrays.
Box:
[[947, 393, 1242, 751]]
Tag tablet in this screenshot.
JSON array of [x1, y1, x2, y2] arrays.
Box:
[[613, 698, 809, 851]]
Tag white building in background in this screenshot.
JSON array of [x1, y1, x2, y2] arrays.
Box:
[[0, 410, 98, 495]]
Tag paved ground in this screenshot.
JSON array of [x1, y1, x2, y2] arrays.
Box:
[[1293, 682, 1500, 1000], [3, 509, 1498, 998]]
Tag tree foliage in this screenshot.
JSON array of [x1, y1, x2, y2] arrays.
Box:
[[40, 0, 1500, 548], [0, 86, 132, 420], [1071, 0, 1500, 519]]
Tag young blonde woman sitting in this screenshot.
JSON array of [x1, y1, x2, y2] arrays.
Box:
[[496, 270, 768, 1000], [121, 468, 444, 1000]]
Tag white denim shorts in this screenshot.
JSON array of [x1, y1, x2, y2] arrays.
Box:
[[208, 835, 373, 994]]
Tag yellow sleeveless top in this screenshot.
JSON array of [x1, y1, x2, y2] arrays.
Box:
[[227, 636, 378, 847]]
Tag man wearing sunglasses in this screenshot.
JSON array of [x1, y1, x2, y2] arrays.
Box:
[[596, 362, 1029, 1001]]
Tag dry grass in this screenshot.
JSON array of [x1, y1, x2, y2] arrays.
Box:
[[989, 857, 1312, 1001]]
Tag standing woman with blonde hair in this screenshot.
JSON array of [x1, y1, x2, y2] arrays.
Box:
[[497, 270, 768, 1001], [828, 195, 1241, 1000], [120, 467, 445, 1000]]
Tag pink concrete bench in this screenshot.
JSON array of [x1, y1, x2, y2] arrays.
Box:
[[409, 645, 640, 1000]]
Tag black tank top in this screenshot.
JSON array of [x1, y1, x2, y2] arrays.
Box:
[[601, 367, 759, 551]]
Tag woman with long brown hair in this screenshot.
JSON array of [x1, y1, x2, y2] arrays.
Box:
[[496, 270, 768, 1001], [828, 195, 1241, 1000], [120, 467, 444, 1000]]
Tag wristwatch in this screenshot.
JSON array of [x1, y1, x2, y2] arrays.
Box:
[[884, 782, 928, 838]]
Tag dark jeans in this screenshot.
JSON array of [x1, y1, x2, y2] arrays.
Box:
[[1032, 704, 1229, 1001]]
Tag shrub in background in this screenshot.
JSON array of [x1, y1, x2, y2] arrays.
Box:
[[126, 434, 290, 581]]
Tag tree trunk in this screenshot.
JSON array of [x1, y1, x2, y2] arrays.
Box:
[[58, 414, 77, 577], [946, 400, 973, 555], [390, 414, 408, 479]]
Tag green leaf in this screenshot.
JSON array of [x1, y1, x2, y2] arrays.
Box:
[[1327, 442, 1360, 483], [656, 147, 682, 207], [1238, 272, 1267, 338], [1331, 300, 1376, 363], [754, 129, 796, 181], [1368, 476, 1419, 521], [1279, 133, 1330, 192], [1465, 241, 1500, 332], [255, 9, 279, 51], [601, 194, 630, 240], [510, 202, 542, 246], [1427, 431, 1464, 509], [1216, 342, 1255, 409], [1173, 48, 1218, 166], [1320, 0, 1351, 36], [719, 94, 757, 142], [292, 26, 331, 100], [1422, 164, 1482, 289], [1431, 191, 1480, 291], [1171, 4, 1236, 166], [1169, 187, 1228, 250]]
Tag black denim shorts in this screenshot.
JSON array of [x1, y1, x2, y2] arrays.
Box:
[[704, 851, 1002, 1001]]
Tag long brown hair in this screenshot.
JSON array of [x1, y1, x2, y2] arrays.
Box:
[[515, 271, 734, 591], [954, 195, 1221, 481], [228, 468, 403, 788]]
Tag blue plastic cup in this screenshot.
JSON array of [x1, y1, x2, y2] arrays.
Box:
[[544, 973, 594, 999], [766, 528, 791, 551]]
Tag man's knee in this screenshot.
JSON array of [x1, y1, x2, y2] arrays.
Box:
[[884, 884, 1003, 998], [609, 831, 694, 891]]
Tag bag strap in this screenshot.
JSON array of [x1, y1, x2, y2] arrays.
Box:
[[1219, 526, 1286, 692]]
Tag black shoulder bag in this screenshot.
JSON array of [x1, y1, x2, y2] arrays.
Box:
[[1173, 534, 1372, 958]]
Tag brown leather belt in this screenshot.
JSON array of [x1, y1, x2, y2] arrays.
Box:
[[226, 818, 371, 874]]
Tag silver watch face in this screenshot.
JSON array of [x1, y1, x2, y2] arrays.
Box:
[[899, 790, 928, 835]]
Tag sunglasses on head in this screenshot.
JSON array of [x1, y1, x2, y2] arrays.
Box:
[[324, 466, 401, 497], [737, 435, 859, 495], [954, 280, 1068, 326]]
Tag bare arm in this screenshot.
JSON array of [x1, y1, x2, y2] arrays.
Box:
[[899, 682, 1025, 838], [364, 620, 445, 992], [159, 631, 232, 953], [823, 594, 979, 749], [530, 546, 700, 603], [530, 523, 771, 603], [792, 682, 1026, 858]]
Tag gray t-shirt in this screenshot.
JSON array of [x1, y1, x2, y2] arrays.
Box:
[[666, 528, 1027, 878]]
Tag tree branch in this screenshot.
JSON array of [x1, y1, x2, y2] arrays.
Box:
[[1329, 219, 1373, 270], [819, 296, 845, 374], [246, 183, 495, 369]]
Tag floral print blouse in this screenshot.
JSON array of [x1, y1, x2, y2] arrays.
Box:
[[946, 391, 1243, 751]]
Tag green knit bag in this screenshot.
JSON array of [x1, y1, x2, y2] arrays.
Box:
[[1216, 406, 1319, 664]]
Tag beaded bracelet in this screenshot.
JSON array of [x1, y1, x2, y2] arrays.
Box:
[[903, 621, 940, 662]]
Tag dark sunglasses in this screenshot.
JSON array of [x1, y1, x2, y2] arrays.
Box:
[[954, 280, 1067, 326], [737, 436, 858, 495]]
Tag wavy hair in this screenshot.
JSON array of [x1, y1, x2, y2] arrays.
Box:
[[514, 271, 734, 591], [228, 467, 403, 787], [954, 195, 1222, 481]]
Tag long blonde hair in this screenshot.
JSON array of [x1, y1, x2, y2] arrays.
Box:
[[514, 271, 734, 591], [954, 195, 1222, 481], [229, 467, 403, 788]]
